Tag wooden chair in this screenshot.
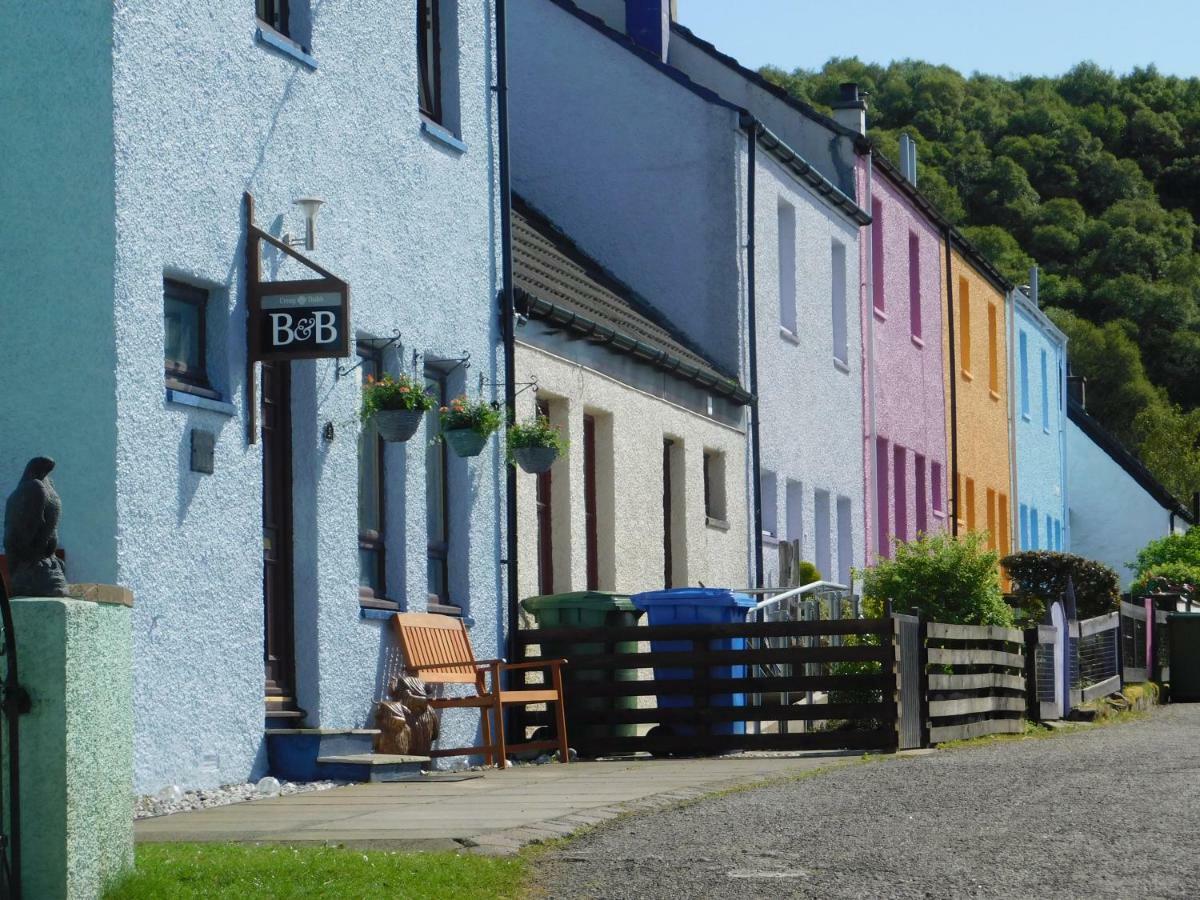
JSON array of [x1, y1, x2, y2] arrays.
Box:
[[391, 612, 570, 767]]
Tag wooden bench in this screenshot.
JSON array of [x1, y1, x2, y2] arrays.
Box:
[[392, 612, 570, 766]]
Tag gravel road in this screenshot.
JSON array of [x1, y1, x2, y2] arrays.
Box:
[[532, 706, 1200, 899]]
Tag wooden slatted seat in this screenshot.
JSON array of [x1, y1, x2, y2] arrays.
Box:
[[392, 612, 569, 767]]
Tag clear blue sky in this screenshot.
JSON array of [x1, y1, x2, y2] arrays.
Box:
[[675, 0, 1200, 79]]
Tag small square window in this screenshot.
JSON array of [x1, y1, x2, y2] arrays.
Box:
[[164, 278, 210, 391]]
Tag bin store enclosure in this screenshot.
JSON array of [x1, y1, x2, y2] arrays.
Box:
[[632, 588, 755, 737], [521, 592, 644, 750]]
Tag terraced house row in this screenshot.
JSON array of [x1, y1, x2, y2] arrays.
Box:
[[1, 0, 1191, 794]]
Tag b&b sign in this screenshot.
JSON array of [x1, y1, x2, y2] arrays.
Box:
[[252, 279, 350, 361]]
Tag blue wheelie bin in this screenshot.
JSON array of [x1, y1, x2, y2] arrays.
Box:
[[631, 588, 755, 736]]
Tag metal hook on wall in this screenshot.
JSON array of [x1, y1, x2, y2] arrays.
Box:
[[335, 329, 402, 379], [480, 374, 539, 398], [421, 349, 472, 375]]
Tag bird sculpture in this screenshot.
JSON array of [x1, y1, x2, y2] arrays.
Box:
[[3, 456, 68, 597], [373, 673, 439, 756]]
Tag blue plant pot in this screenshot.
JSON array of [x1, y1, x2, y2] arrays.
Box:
[[443, 427, 490, 458], [374, 409, 423, 442], [513, 446, 559, 474]]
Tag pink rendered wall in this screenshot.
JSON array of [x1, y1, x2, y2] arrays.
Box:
[[859, 158, 948, 562]]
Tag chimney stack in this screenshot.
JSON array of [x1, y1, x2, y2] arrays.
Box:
[[625, 0, 671, 63], [1067, 374, 1087, 410], [1029, 266, 1039, 307], [898, 133, 918, 185], [830, 82, 867, 136]]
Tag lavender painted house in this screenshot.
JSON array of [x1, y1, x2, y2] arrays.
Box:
[[859, 153, 949, 560]]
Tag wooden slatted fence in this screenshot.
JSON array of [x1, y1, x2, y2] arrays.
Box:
[[925, 622, 1027, 744], [512, 618, 898, 757]]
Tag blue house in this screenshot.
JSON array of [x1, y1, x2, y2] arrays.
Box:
[[2, 2, 504, 793], [1010, 285, 1069, 553]]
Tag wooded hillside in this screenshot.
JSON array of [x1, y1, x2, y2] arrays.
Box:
[[763, 59, 1200, 502]]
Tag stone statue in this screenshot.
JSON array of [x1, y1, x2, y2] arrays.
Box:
[[4, 457, 68, 597], [373, 674, 439, 756]]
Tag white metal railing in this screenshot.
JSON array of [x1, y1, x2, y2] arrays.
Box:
[[747, 580, 851, 619]]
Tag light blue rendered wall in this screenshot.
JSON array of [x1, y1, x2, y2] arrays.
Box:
[[1012, 295, 1068, 552], [99, 1, 503, 792], [0, 6, 120, 585], [507, 0, 745, 375]]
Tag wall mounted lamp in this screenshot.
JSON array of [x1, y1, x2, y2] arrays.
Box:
[[286, 196, 325, 251]]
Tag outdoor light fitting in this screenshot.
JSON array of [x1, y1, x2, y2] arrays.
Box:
[[286, 196, 325, 251]]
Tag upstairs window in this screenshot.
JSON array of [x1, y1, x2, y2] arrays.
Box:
[[931, 461, 944, 515], [987, 303, 999, 395], [778, 199, 797, 334], [418, 0, 443, 122], [958, 277, 971, 375], [871, 199, 885, 313], [1041, 349, 1050, 431], [908, 231, 922, 339], [257, 0, 290, 35], [164, 278, 210, 392], [1019, 330, 1030, 418], [831, 239, 848, 365]]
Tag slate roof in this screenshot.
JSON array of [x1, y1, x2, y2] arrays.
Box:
[[512, 195, 749, 403], [1068, 397, 1193, 523]]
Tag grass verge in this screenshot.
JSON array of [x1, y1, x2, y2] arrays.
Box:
[[104, 843, 526, 900]]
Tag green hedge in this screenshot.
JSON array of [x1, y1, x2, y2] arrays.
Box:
[[1001, 551, 1119, 620]]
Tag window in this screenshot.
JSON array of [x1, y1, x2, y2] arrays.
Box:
[[931, 461, 944, 515], [703, 450, 727, 522], [999, 494, 1010, 556], [760, 470, 779, 539], [1019, 330, 1030, 418], [1054, 518, 1062, 551], [987, 303, 999, 395], [778, 200, 797, 333], [1030, 505, 1040, 548], [815, 489, 832, 579], [583, 414, 599, 591], [786, 480, 804, 552], [357, 348, 386, 599], [893, 445, 908, 544], [1046, 513, 1053, 551], [425, 368, 450, 604], [1019, 503, 1029, 549], [908, 231, 922, 338], [876, 437, 890, 558], [164, 278, 210, 391], [965, 478, 976, 532], [1041, 349, 1050, 431], [915, 454, 927, 535], [832, 239, 848, 365], [836, 496, 852, 588], [958, 277, 971, 375], [986, 488, 996, 550], [257, 0, 289, 35], [871, 199, 884, 313], [417, 0, 443, 122], [535, 399, 554, 595]]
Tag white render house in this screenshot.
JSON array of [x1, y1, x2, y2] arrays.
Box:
[[511, 197, 751, 599], [508, 0, 868, 588], [2, 1, 505, 792]]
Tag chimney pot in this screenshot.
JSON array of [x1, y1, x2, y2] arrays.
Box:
[[830, 81, 868, 136]]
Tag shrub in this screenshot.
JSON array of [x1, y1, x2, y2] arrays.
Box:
[[1132, 528, 1200, 579], [856, 532, 1012, 626], [1001, 551, 1120, 620], [796, 561, 822, 586], [361, 373, 436, 419], [1131, 562, 1200, 602], [439, 395, 503, 436]]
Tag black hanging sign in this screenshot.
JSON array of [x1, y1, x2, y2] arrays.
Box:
[[244, 192, 352, 442]]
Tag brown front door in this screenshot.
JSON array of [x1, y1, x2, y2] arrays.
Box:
[[261, 360, 295, 699]]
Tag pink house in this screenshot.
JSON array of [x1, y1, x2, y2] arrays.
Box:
[[858, 150, 949, 561]]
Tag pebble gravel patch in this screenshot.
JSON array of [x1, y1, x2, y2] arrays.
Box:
[[532, 706, 1200, 899]]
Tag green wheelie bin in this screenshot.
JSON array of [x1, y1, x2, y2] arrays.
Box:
[[521, 591, 644, 752]]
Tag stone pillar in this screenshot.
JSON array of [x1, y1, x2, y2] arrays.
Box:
[[8, 589, 133, 899]]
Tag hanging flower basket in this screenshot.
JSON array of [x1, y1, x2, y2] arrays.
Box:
[[362, 373, 436, 443], [507, 415, 568, 474], [375, 408, 425, 442], [513, 446, 559, 474], [443, 427, 489, 458], [439, 396, 503, 458]]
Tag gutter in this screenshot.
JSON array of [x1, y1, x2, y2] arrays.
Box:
[[755, 125, 870, 226], [743, 114, 765, 589], [495, 0, 519, 659], [944, 225, 960, 537]]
